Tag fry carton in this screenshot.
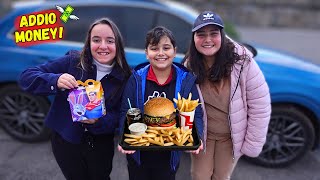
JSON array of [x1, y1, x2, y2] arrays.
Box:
[[179, 110, 195, 130], [173, 92, 200, 130]]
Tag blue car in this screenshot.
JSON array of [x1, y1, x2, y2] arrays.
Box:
[[0, 0, 319, 168]]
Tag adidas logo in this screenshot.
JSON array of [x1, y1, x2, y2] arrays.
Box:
[[203, 13, 214, 21]]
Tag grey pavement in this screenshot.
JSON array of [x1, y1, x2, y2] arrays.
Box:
[[1, 127, 320, 180]]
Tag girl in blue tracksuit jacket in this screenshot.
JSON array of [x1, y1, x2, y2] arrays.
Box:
[[19, 18, 131, 180], [118, 26, 203, 180]]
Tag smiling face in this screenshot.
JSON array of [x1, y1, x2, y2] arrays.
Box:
[[88, 92, 97, 103], [194, 25, 222, 61], [146, 36, 176, 71], [90, 24, 116, 65]]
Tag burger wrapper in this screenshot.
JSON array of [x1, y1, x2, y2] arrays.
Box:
[[179, 110, 195, 130]]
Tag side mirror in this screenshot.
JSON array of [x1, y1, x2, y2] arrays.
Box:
[[242, 43, 258, 58]]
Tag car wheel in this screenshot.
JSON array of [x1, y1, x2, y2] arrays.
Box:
[[246, 105, 315, 167], [0, 84, 51, 142]]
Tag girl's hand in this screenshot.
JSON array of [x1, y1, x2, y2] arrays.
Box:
[[81, 118, 98, 124], [57, 73, 78, 89], [118, 144, 135, 154], [187, 140, 203, 154]]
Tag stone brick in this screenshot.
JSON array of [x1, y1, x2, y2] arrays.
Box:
[[175, 0, 320, 29]]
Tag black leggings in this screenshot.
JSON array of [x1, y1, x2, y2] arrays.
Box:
[[51, 131, 114, 180]]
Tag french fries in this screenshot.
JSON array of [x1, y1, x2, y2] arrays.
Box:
[[173, 92, 200, 112], [123, 126, 194, 147], [123, 92, 200, 147]]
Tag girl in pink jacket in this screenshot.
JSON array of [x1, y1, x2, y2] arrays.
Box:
[[183, 11, 271, 180]]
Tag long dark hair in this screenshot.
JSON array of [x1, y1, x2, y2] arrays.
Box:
[[79, 17, 131, 78], [183, 29, 249, 83]]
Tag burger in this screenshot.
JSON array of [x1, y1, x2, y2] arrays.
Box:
[[143, 97, 176, 129]]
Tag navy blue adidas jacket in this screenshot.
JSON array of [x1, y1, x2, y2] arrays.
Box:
[[19, 50, 128, 144], [119, 62, 203, 171]]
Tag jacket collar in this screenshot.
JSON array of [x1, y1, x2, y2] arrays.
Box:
[[92, 63, 126, 81], [108, 63, 126, 81], [146, 66, 174, 86], [134, 62, 189, 76]]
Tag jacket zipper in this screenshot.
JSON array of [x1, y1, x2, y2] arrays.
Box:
[[228, 64, 244, 161]]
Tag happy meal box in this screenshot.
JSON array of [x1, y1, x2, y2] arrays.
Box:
[[68, 79, 106, 122]]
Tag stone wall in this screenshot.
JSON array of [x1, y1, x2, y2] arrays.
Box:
[[0, 0, 12, 18], [178, 0, 320, 29]]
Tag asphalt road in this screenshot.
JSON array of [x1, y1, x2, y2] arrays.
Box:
[[1, 27, 320, 180], [238, 26, 320, 65], [0, 128, 320, 180]]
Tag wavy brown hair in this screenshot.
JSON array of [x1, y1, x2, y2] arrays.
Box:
[[79, 17, 131, 78], [182, 29, 249, 84]]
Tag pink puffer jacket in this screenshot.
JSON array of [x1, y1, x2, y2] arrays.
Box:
[[198, 43, 271, 158]]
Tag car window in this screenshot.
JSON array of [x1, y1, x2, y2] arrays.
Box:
[[63, 5, 154, 49], [156, 12, 192, 53], [119, 7, 155, 49]]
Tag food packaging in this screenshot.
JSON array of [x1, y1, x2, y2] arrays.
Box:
[[67, 79, 106, 122]]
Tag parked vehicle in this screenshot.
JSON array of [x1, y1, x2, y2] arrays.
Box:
[[0, 0, 319, 168], [243, 44, 319, 167]]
